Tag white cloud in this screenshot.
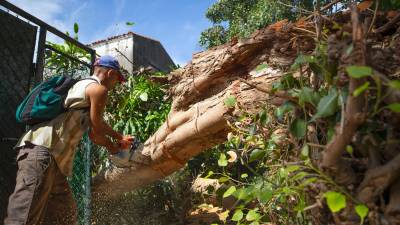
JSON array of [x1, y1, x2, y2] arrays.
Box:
[[9, 0, 63, 21], [8, 0, 67, 31], [7, 0, 88, 43]]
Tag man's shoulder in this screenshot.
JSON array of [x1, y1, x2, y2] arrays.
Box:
[[85, 82, 108, 98]]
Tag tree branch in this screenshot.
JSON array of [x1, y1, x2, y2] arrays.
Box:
[[320, 3, 367, 184]]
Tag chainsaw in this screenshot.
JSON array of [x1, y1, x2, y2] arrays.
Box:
[[109, 138, 144, 168]]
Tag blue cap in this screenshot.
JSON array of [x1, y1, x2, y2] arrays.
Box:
[[94, 55, 125, 82], [94, 55, 121, 71]]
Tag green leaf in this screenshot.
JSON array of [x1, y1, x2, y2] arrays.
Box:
[[311, 88, 338, 121], [205, 171, 214, 178], [258, 110, 270, 126], [73, 22, 79, 34], [219, 210, 229, 222], [346, 66, 372, 78], [389, 80, 400, 90], [139, 92, 148, 101], [224, 95, 237, 108], [298, 87, 319, 107], [290, 118, 307, 138], [218, 176, 229, 183], [241, 173, 248, 178], [324, 191, 346, 213], [346, 145, 353, 155], [355, 204, 369, 222], [292, 171, 307, 180], [301, 145, 309, 158], [249, 149, 266, 162], [387, 103, 400, 112], [300, 177, 317, 187], [352, 81, 370, 97], [258, 187, 273, 203], [279, 167, 289, 178], [218, 153, 228, 167], [246, 209, 261, 221], [286, 165, 300, 173], [223, 186, 236, 198], [345, 44, 354, 56], [291, 54, 314, 70], [248, 123, 257, 135], [234, 187, 253, 201], [275, 102, 295, 120], [126, 21, 135, 26], [231, 210, 244, 221], [249, 222, 260, 225], [255, 63, 268, 72]]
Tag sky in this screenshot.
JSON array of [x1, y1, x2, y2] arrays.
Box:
[[7, 0, 217, 66]]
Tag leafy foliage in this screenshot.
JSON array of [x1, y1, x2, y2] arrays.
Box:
[[89, 73, 171, 173], [200, 0, 317, 48], [224, 95, 237, 108], [45, 23, 91, 78], [191, 14, 400, 223], [105, 73, 171, 141], [379, 0, 400, 10]]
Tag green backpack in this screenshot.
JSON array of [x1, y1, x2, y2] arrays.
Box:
[[16, 75, 96, 125]]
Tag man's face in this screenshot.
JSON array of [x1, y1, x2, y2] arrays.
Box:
[[107, 69, 121, 89]]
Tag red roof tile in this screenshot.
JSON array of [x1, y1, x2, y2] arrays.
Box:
[[89, 31, 160, 46]]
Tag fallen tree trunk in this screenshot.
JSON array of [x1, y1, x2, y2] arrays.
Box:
[[92, 19, 316, 196]]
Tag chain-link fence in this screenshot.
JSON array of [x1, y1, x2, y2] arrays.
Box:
[[0, 2, 96, 224], [42, 45, 95, 225], [70, 133, 92, 225]]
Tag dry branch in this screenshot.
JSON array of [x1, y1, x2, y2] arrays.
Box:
[[385, 179, 400, 224], [375, 13, 400, 33], [320, 4, 367, 184], [357, 154, 400, 204]]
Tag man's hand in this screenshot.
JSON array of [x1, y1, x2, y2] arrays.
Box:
[[119, 135, 134, 150]]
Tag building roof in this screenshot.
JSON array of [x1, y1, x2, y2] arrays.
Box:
[[89, 31, 160, 46]]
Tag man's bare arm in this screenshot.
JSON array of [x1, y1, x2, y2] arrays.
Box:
[[86, 83, 123, 153], [88, 129, 118, 153]]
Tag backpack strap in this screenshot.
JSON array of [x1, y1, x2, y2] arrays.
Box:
[[64, 77, 100, 110], [80, 77, 100, 84]]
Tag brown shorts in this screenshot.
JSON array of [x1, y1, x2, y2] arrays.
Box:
[[4, 143, 76, 225]]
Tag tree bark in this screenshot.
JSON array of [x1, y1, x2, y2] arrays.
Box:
[[92, 19, 316, 197]]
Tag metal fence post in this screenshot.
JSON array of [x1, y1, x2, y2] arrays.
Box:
[[84, 132, 92, 225], [35, 27, 46, 84]]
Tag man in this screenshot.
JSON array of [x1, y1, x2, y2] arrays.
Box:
[[4, 55, 132, 225]]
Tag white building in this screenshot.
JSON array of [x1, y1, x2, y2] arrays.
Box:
[[89, 32, 175, 73]]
